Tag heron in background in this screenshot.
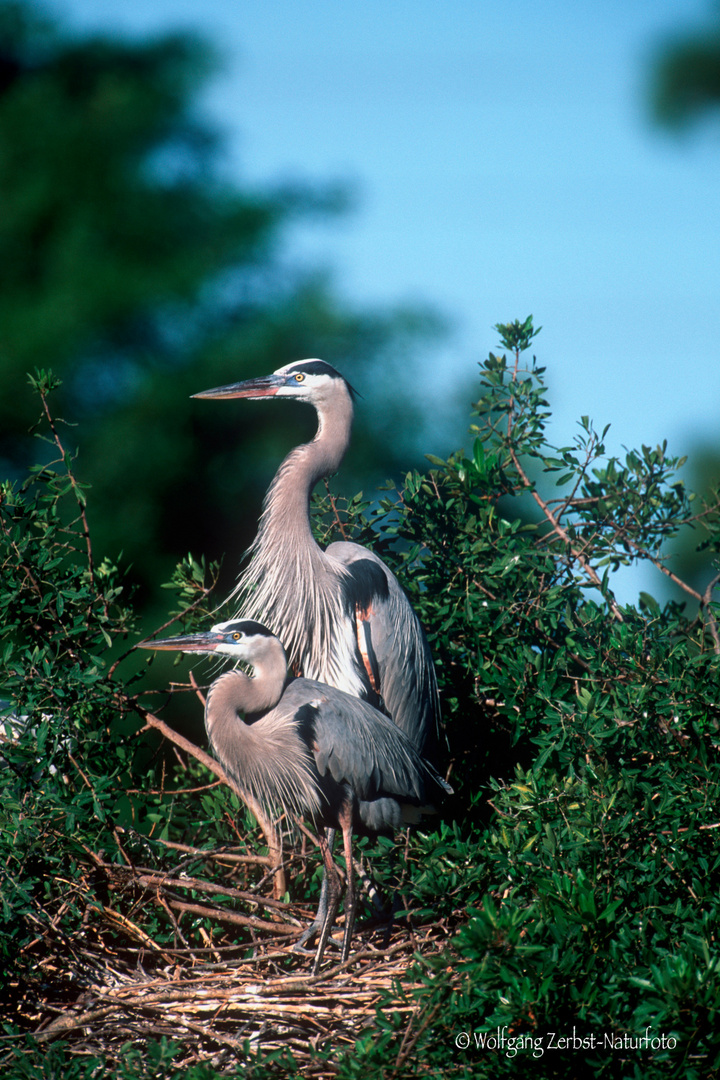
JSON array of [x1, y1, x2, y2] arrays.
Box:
[[139, 619, 451, 973], [193, 359, 443, 944]]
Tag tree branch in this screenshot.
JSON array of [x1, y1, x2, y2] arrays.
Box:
[[510, 444, 624, 622]]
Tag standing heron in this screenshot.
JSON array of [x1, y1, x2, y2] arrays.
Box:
[[139, 619, 451, 973], [193, 359, 441, 760], [194, 359, 443, 946]]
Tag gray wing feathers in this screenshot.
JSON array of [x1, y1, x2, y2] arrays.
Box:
[[327, 542, 441, 758], [283, 678, 445, 805]]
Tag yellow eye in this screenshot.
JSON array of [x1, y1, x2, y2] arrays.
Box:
[[295, 372, 305, 382], [233, 632, 241, 641]]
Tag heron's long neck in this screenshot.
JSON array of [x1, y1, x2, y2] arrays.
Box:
[[235, 386, 355, 681], [256, 390, 353, 553], [204, 667, 322, 818], [205, 658, 285, 721]]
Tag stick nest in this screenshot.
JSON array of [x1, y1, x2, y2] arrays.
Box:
[[3, 836, 456, 1076]]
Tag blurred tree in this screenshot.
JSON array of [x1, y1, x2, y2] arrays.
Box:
[[657, 442, 720, 613], [647, 5, 720, 610], [650, 6, 720, 130], [0, 0, 445, 615]]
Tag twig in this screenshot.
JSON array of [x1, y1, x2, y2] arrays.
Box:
[[124, 870, 302, 916], [512, 444, 624, 621], [624, 540, 720, 654], [323, 479, 349, 540], [38, 387, 96, 594], [33, 1006, 117, 1043], [504, 346, 623, 622], [109, 575, 221, 680], [701, 571, 720, 655], [624, 536, 703, 604], [164, 899, 294, 935], [392, 1002, 442, 1076], [94, 904, 177, 961], [189, 669, 207, 708], [151, 837, 272, 867]]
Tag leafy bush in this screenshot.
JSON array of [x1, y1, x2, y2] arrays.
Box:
[[315, 317, 720, 1078], [1, 373, 139, 989], [0, 375, 224, 1017]]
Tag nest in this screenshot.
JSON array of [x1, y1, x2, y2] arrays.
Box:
[[4, 837, 455, 1076]]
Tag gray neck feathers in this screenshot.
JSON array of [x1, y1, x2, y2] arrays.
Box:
[[205, 670, 322, 817]]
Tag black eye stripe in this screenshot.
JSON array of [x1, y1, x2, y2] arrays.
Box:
[[215, 619, 275, 638], [278, 360, 358, 400], [284, 360, 342, 379]]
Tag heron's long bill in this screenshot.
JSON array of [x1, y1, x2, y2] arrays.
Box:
[[192, 374, 281, 400], [137, 631, 224, 654]]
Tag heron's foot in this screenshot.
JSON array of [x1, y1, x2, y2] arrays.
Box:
[[293, 920, 320, 953], [293, 922, 342, 955], [292, 939, 317, 956]]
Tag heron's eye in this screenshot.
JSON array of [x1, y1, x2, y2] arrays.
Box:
[[232, 632, 241, 641], [294, 372, 305, 382]]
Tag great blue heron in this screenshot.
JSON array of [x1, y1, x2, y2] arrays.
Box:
[[139, 619, 451, 973], [193, 359, 441, 760]]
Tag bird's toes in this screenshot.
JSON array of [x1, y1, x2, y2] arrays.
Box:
[[293, 921, 321, 953], [292, 939, 317, 956], [294, 927, 343, 957]]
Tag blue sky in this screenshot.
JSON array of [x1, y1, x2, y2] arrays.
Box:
[[57, 0, 718, 459], [57, 1, 719, 535]]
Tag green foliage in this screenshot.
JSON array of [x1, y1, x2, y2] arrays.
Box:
[[311, 317, 720, 1077], [0, 376, 144, 993]]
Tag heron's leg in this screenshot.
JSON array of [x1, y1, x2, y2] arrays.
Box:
[[294, 828, 335, 952], [312, 829, 343, 975], [339, 803, 357, 963]]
